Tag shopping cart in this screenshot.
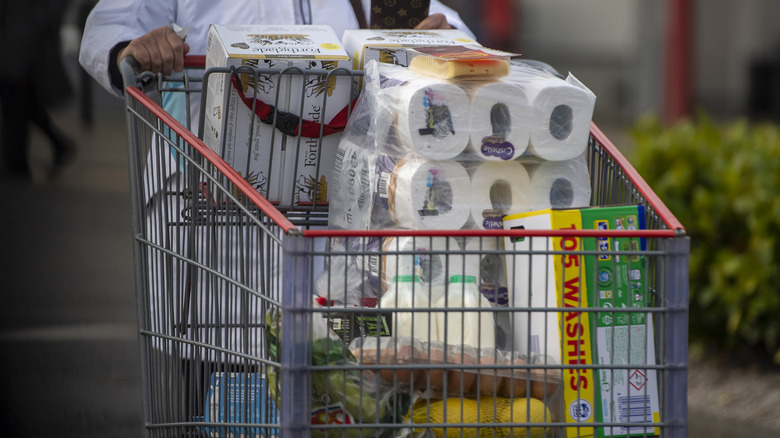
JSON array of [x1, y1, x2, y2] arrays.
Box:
[[121, 56, 689, 438]]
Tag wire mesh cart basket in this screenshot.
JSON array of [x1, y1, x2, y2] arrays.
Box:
[[121, 56, 689, 438]]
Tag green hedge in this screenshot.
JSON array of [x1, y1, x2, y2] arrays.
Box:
[[630, 114, 780, 362]]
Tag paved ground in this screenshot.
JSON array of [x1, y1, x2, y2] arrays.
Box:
[[2, 54, 779, 437], [0, 80, 142, 436]]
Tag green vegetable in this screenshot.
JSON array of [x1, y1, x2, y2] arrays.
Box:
[[265, 305, 409, 436]]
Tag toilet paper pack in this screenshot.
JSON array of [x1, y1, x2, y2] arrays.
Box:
[[372, 154, 472, 230], [529, 155, 592, 210], [327, 60, 597, 232], [465, 80, 531, 160], [468, 160, 533, 229], [203, 24, 352, 206], [506, 65, 597, 161]]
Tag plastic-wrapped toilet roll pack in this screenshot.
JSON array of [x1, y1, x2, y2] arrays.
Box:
[[394, 78, 471, 160], [329, 140, 376, 230], [372, 154, 472, 230], [328, 60, 596, 232], [529, 157, 592, 210], [469, 161, 533, 229], [465, 81, 531, 161], [461, 237, 508, 306], [508, 68, 596, 161]]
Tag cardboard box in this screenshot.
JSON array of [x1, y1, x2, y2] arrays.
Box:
[[580, 205, 660, 437], [203, 24, 352, 206], [202, 372, 279, 438], [341, 29, 479, 70], [504, 209, 596, 437]]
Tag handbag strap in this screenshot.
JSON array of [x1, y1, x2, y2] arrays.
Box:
[[231, 75, 356, 138], [348, 0, 369, 29]]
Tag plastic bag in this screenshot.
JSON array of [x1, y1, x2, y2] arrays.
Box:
[[265, 298, 409, 437]]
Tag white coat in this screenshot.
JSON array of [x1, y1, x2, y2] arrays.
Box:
[[77, 0, 476, 366], [79, 0, 476, 96]]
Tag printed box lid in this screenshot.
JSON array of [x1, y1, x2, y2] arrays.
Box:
[[210, 24, 349, 60], [342, 28, 477, 47]]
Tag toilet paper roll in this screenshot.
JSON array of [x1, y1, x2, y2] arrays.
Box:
[[462, 237, 507, 302], [462, 236, 511, 348], [395, 78, 471, 160], [469, 161, 533, 230], [522, 74, 596, 161], [530, 158, 592, 210], [383, 157, 471, 230], [467, 81, 531, 160], [381, 236, 464, 292], [373, 71, 418, 156], [328, 139, 375, 230]]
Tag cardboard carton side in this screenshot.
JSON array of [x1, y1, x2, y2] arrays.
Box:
[[580, 205, 661, 438], [203, 24, 352, 206], [504, 209, 596, 438]]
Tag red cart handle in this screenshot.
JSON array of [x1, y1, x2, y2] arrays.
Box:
[[231, 75, 356, 138]]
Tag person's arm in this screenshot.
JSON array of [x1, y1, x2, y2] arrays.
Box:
[[79, 0, 177, 96], [415, 13, 452, 31], [115, 25, 191, 77]]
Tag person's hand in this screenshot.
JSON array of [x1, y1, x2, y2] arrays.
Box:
[[116, 25, 190, 75], [415, 13, 453, 30]]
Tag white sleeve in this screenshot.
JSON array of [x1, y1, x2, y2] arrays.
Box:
[[78, 0, 177, 96], [429, 0, 477, 40], [355, 0, 476, 40]]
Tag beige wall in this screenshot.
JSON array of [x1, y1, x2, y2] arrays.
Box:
[[518, 0, 640, 122], [501, 0, 780, 122]]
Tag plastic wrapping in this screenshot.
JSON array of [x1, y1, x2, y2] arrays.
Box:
[[265, 298, 410, 437], [328, 59, 595, 232], [314, 235, 508, 306], [407, 397, 553, 438], [405, 45, 513, 80], [350, 336, 562, 403]]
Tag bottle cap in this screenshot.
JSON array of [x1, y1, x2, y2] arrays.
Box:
[[393, 275, 420, 283], [449, 275, 477, 284]]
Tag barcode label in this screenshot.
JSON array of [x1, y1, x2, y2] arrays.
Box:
[[617, 395, 653, 433], [368, 255, 380, 278], [334, 147, 345, 173], [377, 172, 390, 199], [358, 164, 370, 208]]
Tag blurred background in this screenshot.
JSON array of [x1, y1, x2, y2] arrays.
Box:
[[452, 0, 780, 125], [2, 0, 780, 436]]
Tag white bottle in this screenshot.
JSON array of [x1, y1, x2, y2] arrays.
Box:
[[435, 275, 495, 350], [380, 275, 437, 343]]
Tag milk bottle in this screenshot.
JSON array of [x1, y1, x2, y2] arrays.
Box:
[[380, 275, 437, 343], [435, 275, 495, 350]]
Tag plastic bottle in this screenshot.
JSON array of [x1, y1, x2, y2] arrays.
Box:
[[435, 275, 496, 350], [380, 275, 437, 343]]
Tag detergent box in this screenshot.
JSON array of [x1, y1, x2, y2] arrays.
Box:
[[580, 205, 660, 437], [504, 209, 596, 437]]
